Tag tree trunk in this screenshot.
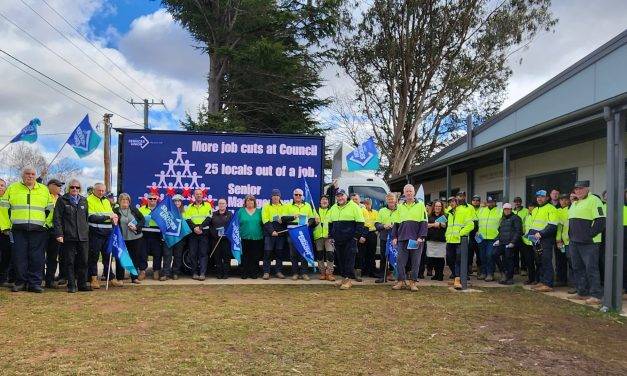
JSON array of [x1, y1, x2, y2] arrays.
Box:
[[207, 52, 221, 113]]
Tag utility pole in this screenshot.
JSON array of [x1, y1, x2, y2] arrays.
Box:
[[130, 99, 165, 129], [103, 113, 113, 191]]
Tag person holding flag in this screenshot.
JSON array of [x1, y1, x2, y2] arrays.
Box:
[[210, 198, 233, 279], [391, 184, 428, 292], [87, 183, 121, 288], [114, 193, 146, 284], [139, 193, 171, 281], [375, 193, 400, 283], [184, 189, 213, 281], [261, 189, 287, 280], [282, 188, 317, 281]]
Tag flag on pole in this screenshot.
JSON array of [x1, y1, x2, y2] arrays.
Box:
[[385, 234, 398, 276], [225, 213, 242, 264], [150, 196, 192, 248], [417, 184, 425, 202], [287, 225, 316, 267], [106, 225, 138, 276], [346, 137, 380, 171], [66, 114, 101, 158], [302, 177, 317, 213], [10, 118, 40, 144]]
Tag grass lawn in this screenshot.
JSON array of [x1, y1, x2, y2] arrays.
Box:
[[0, 285, 625, 375]]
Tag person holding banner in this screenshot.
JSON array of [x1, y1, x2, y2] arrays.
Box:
[[53, 179, 91, 292], [114, 193, 145, 284], [327, 189, 365, 290], [375, 193, 399, 283], [237, 195, 263, 279], [2, 167, 53, 293], [184, 189, 213, 281], [282, 189, 317, 281], [313, 195, 334, 281], [210, 198, 232, 279], [261, 189, 287, 280], [139, 193, 171, 281], [171, 195, 187, 280], [426, 200, 447, 281], [391, 184, 428, 292]]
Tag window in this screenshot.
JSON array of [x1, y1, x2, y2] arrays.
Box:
[[486, 190, 503, 203], [348, 186, 388, 210], [424, 194, 432, 203], [526, 169, 577, 206], [438, 188, 459, 200]]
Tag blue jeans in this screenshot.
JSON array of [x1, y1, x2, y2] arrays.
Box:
[[478, 240, 495, 276], [12, 230, 47, 288], [570, 242, 602, 298], [539, 238, 555, 287], [397, 240, 424, 281]]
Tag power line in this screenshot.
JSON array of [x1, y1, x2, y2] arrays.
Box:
[[40, 0, 161, 100], [0, 54, 100, 114], [0, 49, 144, 127], [20, 0, 146, 101], [0, 11, 132, 107]]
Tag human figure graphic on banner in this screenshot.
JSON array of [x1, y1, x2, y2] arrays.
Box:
[[174, 171, 183, 188], [164, 159, 176, 177], [172, 147, 186, 165], [190, 172, 200, 188], [156, 171, 167, 188], [182, 159, 194, 177]]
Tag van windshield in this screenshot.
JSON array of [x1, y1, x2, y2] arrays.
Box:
[[348, 186, 387, 210]]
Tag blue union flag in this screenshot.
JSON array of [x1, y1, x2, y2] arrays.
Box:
[[106, 225, 138, 276], [226, 214, 242, 264], [151, 196, 192, 248], [287, 225, 315, 267], [346, 137, 380, 171]]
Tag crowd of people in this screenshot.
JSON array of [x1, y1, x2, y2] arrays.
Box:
[[0, 167, 623, 303]]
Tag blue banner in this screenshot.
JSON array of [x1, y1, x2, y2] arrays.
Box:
[[150, 196, 192, 248], [302, 177, 316, 214], [118, 130, 324, 210], [106, 225, 138, 276], [226, 214, 242, 264], [10, 118, 40, 144], [67, 114, 101, 158], [346, 137, 380, 171], [287, 225, 315, 267], [385, 234, 398, 275]]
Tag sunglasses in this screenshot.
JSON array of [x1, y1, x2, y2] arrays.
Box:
[[69, 186, 80, 189], [148, 198, 157, 201], [294, 194, 302, 196]]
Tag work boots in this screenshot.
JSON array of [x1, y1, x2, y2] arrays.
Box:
[[90, 276, 100, 289], [326, 266, 335, 281], [453, 277, 462, 290]]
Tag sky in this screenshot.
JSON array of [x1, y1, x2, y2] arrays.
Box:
[[0, 0, 626, 190]]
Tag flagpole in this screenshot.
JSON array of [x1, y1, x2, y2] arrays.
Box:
[[0, 141, 12, 154], [209, 236, 223, 260], [44, 142, 67, 175], [105, 252, 112, 291]]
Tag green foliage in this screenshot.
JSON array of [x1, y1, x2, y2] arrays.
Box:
[[162, 0, 345, 135]]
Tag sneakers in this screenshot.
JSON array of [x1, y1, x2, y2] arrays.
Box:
[[302, 274, 310, 281], [291, 274, 298, 281], [276, 272, 285, 279], [90, 276, 100, 289], [192, 274, 200, 280], [262, 273, 270, 280], [485, 274, 494, 282], [172, 274, 179, 280], [453, 277, 462, 290], [11, 284, 26, 292], [392, 281, 405, 290], [198, 275, 206, 281]]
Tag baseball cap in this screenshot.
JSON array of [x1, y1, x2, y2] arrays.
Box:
[[513, 196, 522, 203], [486, 196, 495, 202], [47, 178, 64, 187], [448, 196, 456, 201], [471, 195, 481, 200], [457, 191, 466, 196], [271, 189, 281, 196], [574, 180, 590, 188], [172, 194, 184, 201], [535, 190, 547, 197], [335, 189, 347, 196], [502, 203, 512, 209]]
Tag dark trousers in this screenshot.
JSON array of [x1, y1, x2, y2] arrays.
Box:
[[242, 239, 262, 277], [88, 232, 107, 277], [539, 238, 555, 287], [554, 245, 568, 285], [62, 241, 88, 288], [0, 233, 12, 283], [397, 240, 423, 281], [213, 238, 232, 277], [494, 245, 515, 280], [263, 236, 285, 274], [12, 230, 47, 287], [378, 239, 389, 275], [570, 242, 602, 298], [145, 235, 169, 273], [125, 238, 144, 281], [445, 243, 461, 278], [334, 239, 357, 279], [45, 233, 62, 285], [188, 233, 209, 276], [172, 238, 186, 276], [469, 231, 481, 269], [429, 257, 445, 280], [359, 231, 378, 276], [520, 244, 537, 282]]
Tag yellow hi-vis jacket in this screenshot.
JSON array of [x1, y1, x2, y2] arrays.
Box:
[[1, 181, 53, 232]]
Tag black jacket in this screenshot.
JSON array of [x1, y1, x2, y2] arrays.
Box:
[[209, 210, 232, 239], [497, 213, 522, 245], [53, 194, 89, 242]]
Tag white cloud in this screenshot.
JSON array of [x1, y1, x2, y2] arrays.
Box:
[[0, 1, 207, 192]]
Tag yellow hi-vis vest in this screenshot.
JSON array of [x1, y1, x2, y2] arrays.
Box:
[[445, 207, 474, 244], [1, 182, 53, 231], [477, 206, 502, 240], [87, 194, 114, 229], [261, 203, 285, 224], [556, 206, 570, 245], [362, 208, 378, 232], [397, 200, 427, 223], [313, 207, 330, 240], [184, 202, 213, 225], [529, 203, 558, 232], [0, 192, 11, 231]]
